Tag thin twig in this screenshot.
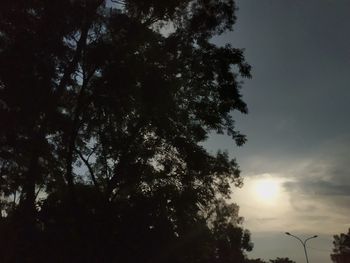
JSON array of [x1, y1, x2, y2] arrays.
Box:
[[76, 149, 100, 190]]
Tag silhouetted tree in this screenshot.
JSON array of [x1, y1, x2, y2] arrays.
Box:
[[245, 256, 295, 263], [331, 229, 350, 263], [269, 257, 295, 263], [0, 0, 251, 262], [245, 258, 267, 263]]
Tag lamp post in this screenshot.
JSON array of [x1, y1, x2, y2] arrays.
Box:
[[285, 232, 318, 263]]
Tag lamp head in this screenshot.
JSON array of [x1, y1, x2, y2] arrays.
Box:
[[285, 232, 291, 235]]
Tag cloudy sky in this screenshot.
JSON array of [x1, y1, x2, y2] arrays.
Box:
[[206, 0, 350, 262]]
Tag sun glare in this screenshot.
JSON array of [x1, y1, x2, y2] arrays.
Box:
[[254, 178, 280, 203]]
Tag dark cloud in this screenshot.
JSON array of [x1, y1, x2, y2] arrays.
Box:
[[297, 215, 332, 222], [288, 196, 317, 213], [209, 0, 350, 164], [284, 180, 350, 196], [281, 136, 350, 199]]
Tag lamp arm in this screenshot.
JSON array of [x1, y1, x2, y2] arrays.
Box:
[[289, 234, 304, 246], [304, 236, 317, 246]]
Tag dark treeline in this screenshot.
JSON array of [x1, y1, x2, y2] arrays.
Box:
[[331, 228, 350, 263], [246, 258, 295, 263], [0, 0, 254, 262]]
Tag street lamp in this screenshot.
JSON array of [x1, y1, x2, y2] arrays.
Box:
[[285, 232, 318, 263]]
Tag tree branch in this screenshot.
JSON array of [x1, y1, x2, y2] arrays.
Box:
[[54, 0, 104, 101], [55, 24, 90, 100], [76, 149, 100, 190], [105, 119, 146, 199]]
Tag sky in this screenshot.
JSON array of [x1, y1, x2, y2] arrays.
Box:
[[206, 0, 350, 262]]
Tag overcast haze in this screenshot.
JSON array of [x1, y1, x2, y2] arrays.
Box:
[[206, 0, 350, 262]]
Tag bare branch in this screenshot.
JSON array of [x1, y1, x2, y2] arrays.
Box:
[[76, 149, 100, 190]]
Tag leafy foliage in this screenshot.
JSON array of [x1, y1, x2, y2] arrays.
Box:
[[331, 229, 350, 263], [269, 257, 295, 263], [0, 0, 251, 262], [245, 258, 267, 263], [245, 257, 295, 263]]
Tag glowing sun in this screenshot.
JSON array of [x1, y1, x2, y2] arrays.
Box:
[[254, 178, 280, 203]]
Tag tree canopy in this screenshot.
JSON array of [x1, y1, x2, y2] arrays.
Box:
[[0, 0, 251, 262], [331, 229, 350, 263], [245, 257, 295, 263], [245, 259, 267, 263], [269, 257, 295, 263]]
